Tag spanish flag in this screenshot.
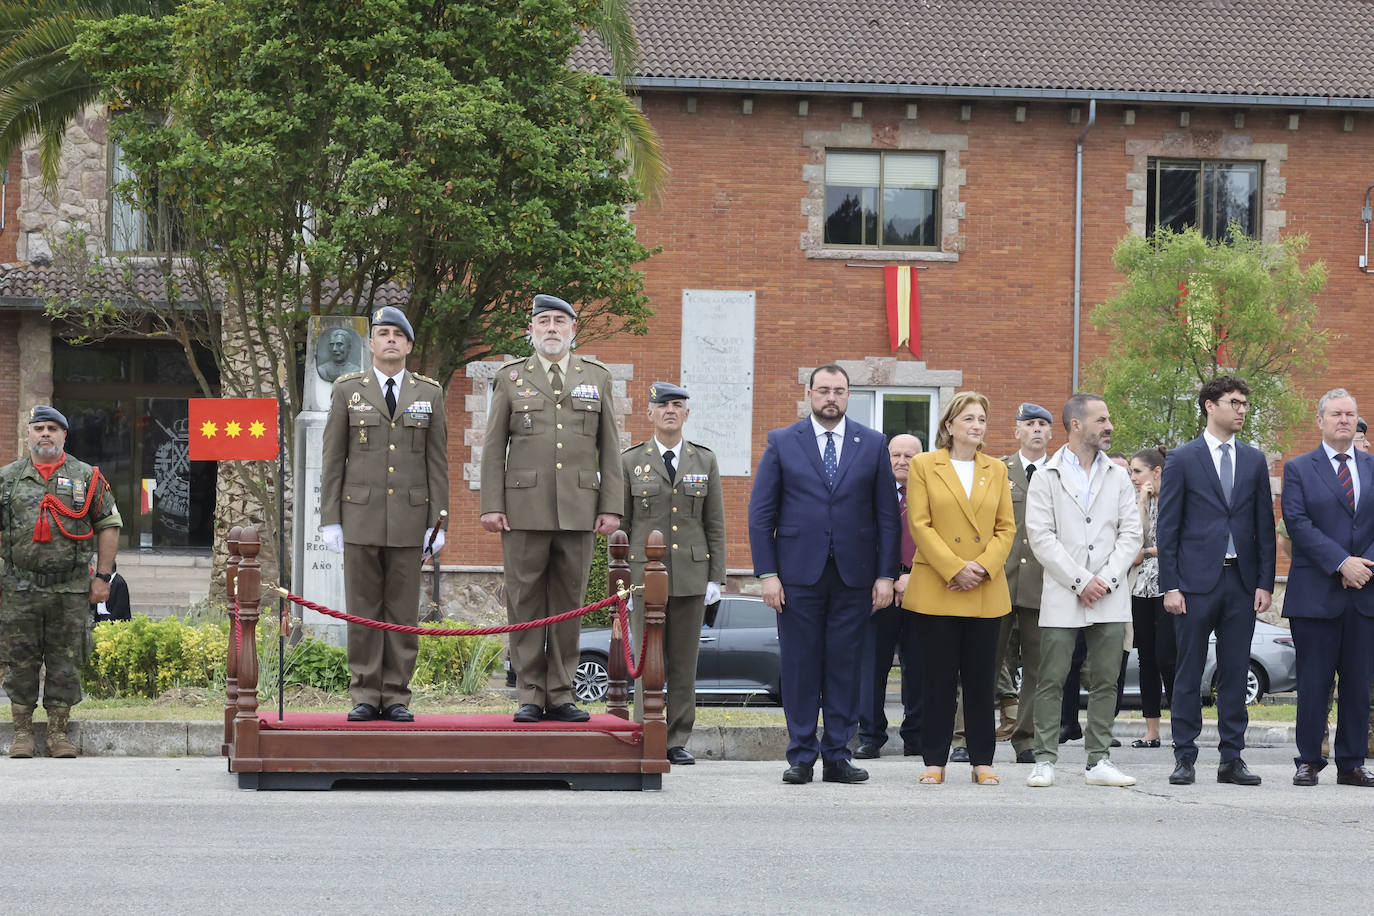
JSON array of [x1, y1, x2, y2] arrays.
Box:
[[884, 265, 921, 357], [188, 399, 279, 461]]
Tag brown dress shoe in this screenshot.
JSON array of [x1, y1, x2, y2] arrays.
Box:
[[1293, 762, 1319, 786], [1336, 765, 1374, 787]]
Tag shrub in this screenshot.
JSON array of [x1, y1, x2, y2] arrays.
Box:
[[413, 621, 503, 694], [84, 615, 228, 698]]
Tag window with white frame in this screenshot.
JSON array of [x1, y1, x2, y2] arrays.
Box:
[[824, 151, 941, 249], [109, 141, 188, 254], [849, 387, 938, 450]]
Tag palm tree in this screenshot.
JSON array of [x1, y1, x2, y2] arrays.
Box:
[[0, 0, 169, 185], [584, 0, 667, 200]]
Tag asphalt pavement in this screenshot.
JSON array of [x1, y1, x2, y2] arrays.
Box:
[[2, 744, 1371, 914]]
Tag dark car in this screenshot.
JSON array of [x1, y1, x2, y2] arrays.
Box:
[[575, 594, 781, 704]]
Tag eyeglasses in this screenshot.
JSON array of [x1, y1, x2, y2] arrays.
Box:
[[1219, 398, 1249, 411], [812, 387, 848, 397]]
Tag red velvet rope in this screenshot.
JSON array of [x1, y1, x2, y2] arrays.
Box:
[[616, 599, 647, 680], [277, 589, 627, 637]]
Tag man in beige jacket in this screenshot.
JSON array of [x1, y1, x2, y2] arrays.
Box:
[[1023, 393, 1142, 787]]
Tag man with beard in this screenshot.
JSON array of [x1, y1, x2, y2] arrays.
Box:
[[1023, 393, 1141, 787], [1, 406, 122, 758], [748, 365, 900, 784], [481, 294, 624, 723]]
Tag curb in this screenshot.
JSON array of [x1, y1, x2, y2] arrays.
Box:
[[0, 717, 1299, 760]]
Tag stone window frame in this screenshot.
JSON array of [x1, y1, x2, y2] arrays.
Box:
[[1124, 133, 1288, 244], [802, 123, 967, 263], [794, 357, 963, 418], [463, 355, 634, 490]]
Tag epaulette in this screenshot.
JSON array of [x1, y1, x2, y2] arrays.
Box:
[[687, 441, 714, 453], [575, 355, 609, 370], [335, 370, 365, 382], [499, 357, 525, 369], [411, 372, 442, 387], [621, 441, 649, 456]]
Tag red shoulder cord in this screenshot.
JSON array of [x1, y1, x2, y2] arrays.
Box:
[[33, 467, 107, 543]]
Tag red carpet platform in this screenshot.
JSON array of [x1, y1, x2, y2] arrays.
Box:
[[221, 527, 671, 791]]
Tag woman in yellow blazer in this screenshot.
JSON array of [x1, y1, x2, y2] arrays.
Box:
[[904, 391, 1015, 785]]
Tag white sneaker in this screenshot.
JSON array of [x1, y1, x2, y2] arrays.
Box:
[[1084, 758, 1136, 787], [1026, 762, 1055, 787]]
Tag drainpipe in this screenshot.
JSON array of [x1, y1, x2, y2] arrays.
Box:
[[1073, 98, 1097, 391]]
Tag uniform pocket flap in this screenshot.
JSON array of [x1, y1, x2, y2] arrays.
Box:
[[343, 484, 370, 504], [573, 396, 602, 412], [514, 399, 545, 412], [693, 544, 710, 561], [402, 414, 430, 428], [351, 413, 383, 426], [685, 482, 708, 496], [634, 480, 663, 497], [579, 470, 601, 490], [409, 487, 430, 506], [506, 469, 537, 488]]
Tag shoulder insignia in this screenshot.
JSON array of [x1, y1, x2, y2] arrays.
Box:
[[335, 370, 365, 382], [575, 355, 609, 371], [622, 442, 648, 455], [687, 441, 714, 452], [411, 372, 442, 387], [499, 357, 524, 369]]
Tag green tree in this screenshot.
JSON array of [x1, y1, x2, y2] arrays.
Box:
[[1088, 227, 1330, 453], [0, 0, 172, 184], [64, 0, 659, 578]]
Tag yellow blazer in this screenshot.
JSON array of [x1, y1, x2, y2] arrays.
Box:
[[902, 448, 1015, 618]]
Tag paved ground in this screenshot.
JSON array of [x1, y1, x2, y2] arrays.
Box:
[[2, 744, 1371, 914]]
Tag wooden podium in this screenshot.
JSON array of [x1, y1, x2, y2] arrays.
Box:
[[222, 527, 669, 790]]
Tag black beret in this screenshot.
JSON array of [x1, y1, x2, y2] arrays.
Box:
[[370, 306, 414, 341], [1016, 402, 1052, 423], [648, 382, 690, 404], [1359, 417, 1368, 435], [532, 294, 577, 319], [28, 405, 68, 430]]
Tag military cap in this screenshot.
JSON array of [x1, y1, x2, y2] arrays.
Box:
[[532, 294, 577, 319], [648, 382, 690, 404], [27, 405, 68, 430], [1016, 402, 1053, 423], [370, 306, 414, 341], [1359, 417, 1368, 435]]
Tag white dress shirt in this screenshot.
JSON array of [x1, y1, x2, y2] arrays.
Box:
[[373, 366, 405, 399], [654, 436, 683, 482], [1060, 447, 1107, 512], [811, 415, 847, 465], [1322, 440, 1362, 508]]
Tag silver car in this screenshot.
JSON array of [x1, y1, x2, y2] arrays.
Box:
[[575, 595, 781, 704], [1103, 619, 1296, 706]]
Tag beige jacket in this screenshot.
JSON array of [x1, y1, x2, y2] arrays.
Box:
[[1024, 445, 1142, 627]]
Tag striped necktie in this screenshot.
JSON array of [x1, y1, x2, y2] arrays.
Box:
[[1337, 453, 1354, 510]]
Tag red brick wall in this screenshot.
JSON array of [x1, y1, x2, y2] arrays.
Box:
[[443, 93, 1374, 574]]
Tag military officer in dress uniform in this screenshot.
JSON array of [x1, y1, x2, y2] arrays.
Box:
[[620, 382, 726, 765], [1000, 402, 1054, 764], [480, 294, 624, 723], [1, 405, 121, 758], [320, 306, 449, 723]]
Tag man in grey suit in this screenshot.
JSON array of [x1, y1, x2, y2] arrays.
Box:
[[1000, 402, 1054, 764], [620, 382, 726, 765], [480, 294, 624, 723]]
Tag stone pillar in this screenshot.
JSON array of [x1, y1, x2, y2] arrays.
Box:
[[15, 312, 53, 457]]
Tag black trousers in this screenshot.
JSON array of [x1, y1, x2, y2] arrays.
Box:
[[915, 613, 1003, 767], [1132, 594, 1176, 719], [857, 604, 922, 748]]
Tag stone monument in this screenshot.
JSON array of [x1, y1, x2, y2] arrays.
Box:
[[292, 314, 368, 643]]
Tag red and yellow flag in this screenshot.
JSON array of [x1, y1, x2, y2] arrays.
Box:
[[188, 399, 279, 461], [884, 265, 922, 357]]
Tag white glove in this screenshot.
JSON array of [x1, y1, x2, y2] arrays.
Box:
[[705, 581, 722, 604], [320, 524, 344, 554], [423, 528, 446, 560]]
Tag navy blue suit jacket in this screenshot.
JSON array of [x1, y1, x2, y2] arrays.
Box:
[[1156, 434, 1276, 595], [748, 418, 901, 589], [1281, 445, 1374, 619]]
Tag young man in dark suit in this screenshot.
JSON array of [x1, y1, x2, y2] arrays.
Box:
[[1281, 388, 1374, 786], [748, 365, 901, 785], [1156, 375, 1276, 786]]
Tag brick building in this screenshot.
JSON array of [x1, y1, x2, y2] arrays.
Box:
[[2, 1, 1373, 591]]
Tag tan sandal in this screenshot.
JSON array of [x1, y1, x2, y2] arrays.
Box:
[[919, 766, 946, 785], [972, 766, 1000, 786]]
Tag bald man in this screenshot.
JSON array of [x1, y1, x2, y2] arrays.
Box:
[[854, 433, 924, 759]]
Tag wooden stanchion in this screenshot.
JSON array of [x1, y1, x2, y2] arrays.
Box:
[[639, 531, 668, 763], [233, 527, 262, 765], [222, 526, 243, 756], [606, 531, 631, 719]]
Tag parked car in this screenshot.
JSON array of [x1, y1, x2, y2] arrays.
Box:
[[575, 595, 781, 704], [1076, 618, 1296, 707]]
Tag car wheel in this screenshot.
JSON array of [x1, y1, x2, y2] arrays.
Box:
[[1246, 663, 1268, 705], [574, 653, 609, 704]]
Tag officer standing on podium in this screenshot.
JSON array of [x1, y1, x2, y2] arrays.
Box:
[[481, 294, 624, 723], [620, 382, 726, 765]]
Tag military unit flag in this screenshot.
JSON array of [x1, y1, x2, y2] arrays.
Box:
[[188, 398, 279, 461]]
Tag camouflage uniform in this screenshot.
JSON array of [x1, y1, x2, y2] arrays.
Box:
[[0, 454, 121, 707]]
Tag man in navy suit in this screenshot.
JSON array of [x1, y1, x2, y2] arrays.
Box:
[[1281, 388, 1374, 787], [748, 365, 901, 785], [1156, 375, 1276, 786]]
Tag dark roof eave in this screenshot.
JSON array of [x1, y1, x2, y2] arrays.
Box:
[[625, 77, 1374, 109]]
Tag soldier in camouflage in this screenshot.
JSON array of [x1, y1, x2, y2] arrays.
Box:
[[1, 406, 121, 758]]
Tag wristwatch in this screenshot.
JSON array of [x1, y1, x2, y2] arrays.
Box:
[[93, 572, 112, 582]]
